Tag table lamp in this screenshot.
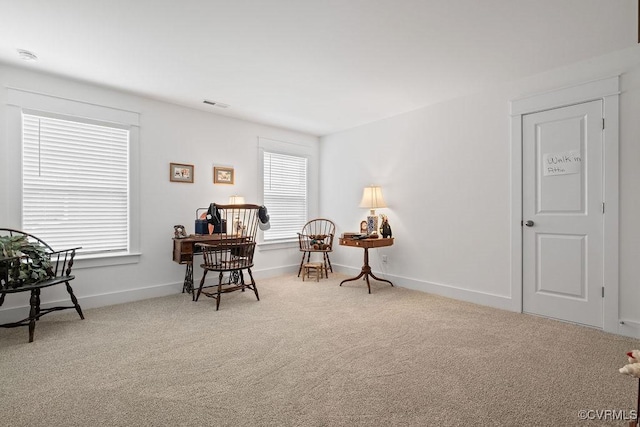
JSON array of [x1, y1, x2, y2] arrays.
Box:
[[228, 195, 245, 205], [228, 195, 245, 234], [359, 186, 387, 235]]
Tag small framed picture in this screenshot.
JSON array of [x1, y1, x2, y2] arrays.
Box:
[[170, 163, 194, 183], [360, 220, 368, 234], [214, 166, 234, 184]]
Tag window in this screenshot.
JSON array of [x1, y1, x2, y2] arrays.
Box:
[[262, 151, 307, 241], [22, 113, 130, 255]]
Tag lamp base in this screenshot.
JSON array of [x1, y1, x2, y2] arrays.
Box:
[[367, 215, 378, 236]]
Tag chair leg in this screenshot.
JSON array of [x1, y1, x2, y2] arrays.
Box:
[[297, 252, 307, 277], [216, 272, 223, 311], [325, 253, 333, 273], [65, 281, 84, 320], [196, 270, 208, 301], [247, 268, 259, 301], [28, 289, 39, 343]]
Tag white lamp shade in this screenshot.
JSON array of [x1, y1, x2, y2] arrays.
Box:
[[229, 195, 245, 205], [359, 186, 387, 209]]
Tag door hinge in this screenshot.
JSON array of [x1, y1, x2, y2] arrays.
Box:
[[602, 287, 605, 298], [602, 118, 605, 130], [602, 202, 605, 214]]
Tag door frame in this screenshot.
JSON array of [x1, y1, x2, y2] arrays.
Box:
[[509, 76, 620, 333]]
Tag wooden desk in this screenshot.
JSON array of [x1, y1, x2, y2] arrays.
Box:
[[173, 234, 231, 297], [339, 237, 394, 293]]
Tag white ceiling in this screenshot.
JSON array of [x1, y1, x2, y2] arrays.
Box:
[[0, 0, 636, 136]]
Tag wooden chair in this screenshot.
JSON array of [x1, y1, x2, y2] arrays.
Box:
[[297, 219, 335, 277], [195, 204, 261, 310], [0, 228, 83, 342]]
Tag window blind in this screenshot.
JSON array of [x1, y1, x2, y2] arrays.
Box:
[[263, 151, 307, 241], [22, 113, 130, 254]]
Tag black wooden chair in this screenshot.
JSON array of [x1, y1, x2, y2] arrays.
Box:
[[0, 228, 83, 342], [195, 204, 261, 310], [297, 218, 335, 277]]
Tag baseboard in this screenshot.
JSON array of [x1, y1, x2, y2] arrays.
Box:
[[616, 319, 640, 339], [0, 281, 181, 324], [333, 264, 514, 312], [0, 265, 301, 324], [252, 264, 299, 279]]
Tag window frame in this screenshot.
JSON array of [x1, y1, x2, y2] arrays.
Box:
[[262, 151, 308, 243], [257, 137, 318, 250], [6, 88, 141, 268]]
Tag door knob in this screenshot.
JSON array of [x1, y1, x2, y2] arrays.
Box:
[[525, 220, 534, 227]]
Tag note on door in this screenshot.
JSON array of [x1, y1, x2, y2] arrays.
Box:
[[543, 150, 581, 176]]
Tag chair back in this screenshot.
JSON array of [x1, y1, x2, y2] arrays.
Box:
[[197, 204, 261, 272], [298, 219, 336, 252], [0, 228, 80, 289], [0, 228, 54, 252]]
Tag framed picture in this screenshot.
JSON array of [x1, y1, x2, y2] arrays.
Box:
[[214, 166, 234, 184], [170, 163, 194, 183]]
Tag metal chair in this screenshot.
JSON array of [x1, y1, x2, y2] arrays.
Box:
[[297, 218, 335, 277], [195, 204, 261, 310]]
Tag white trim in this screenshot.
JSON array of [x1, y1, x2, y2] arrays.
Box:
[[74, 252, 142, 269], [602, 92, 620, 334], [257, 240, 298, 251], [618, 320, 640, 339], [0, 265, 299, 323], [4, 89, 141, 266], [509, 76, 620, 334], [257, 136, 319, 243], [510, 76, 620, 116], [333, 265, 514, 310], [6, 87, 140, 126]]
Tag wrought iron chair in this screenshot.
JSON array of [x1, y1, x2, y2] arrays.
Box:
[[195, 204, 261, 310], [0, 228, 83, 342], [297, 218, 335, 277]]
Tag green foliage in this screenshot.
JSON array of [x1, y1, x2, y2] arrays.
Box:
[[0, 235, 53, 288]]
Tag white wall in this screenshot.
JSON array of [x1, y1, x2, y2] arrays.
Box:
[[0, 64, 319, 320], [321, 45, 640, 336]]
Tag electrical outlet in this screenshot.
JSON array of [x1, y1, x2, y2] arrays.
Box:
[[382, 255, 388, 263]]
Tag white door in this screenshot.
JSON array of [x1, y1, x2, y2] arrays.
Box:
[[522, 100, 603, 328]]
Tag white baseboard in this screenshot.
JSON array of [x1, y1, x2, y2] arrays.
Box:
[[333, 264, 514, 312], [0, 265, 300, 324], [616, 319, 640, 339]]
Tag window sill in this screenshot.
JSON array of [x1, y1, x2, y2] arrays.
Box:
[[73, 252, 141, 269], [257, 240, 298, 251]]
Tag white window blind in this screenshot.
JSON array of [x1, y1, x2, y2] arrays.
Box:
[[263, 151, 307, 241], [22, 113, 130, 255]]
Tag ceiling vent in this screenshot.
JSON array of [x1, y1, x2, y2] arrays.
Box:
[[17, 49, 38, 61], [203, 100, 229, 108]]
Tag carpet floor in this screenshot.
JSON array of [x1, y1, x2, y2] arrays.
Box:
[[1, 273, 639, 426]]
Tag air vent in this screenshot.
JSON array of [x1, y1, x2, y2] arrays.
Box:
[[203, 100, 229, 108], [17, 49, 38, 61]]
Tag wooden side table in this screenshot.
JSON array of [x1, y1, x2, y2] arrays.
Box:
[[338, 237, 394, 293]]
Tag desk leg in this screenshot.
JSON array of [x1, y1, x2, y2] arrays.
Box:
[[182, 262, 194, 297], [340, 248, 394, 294]]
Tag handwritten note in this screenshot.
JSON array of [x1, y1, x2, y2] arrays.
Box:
[[543, 150, 582, 176]]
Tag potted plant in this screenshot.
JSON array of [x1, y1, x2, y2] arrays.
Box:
[[0, 235, 53, 288]]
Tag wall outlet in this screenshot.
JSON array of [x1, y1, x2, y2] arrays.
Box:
[[382, 255, 388, 263]]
